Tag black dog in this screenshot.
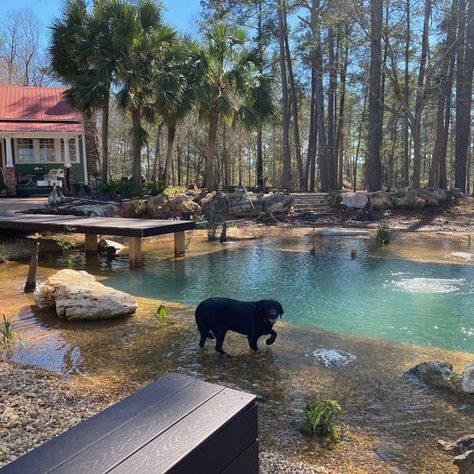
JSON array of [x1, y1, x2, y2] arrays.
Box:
[[195, 297, 284, 355]]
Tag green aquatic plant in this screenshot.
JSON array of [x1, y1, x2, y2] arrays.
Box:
[[154, 304, 168, 321], [57, 228, 77, 269], [0, 243, 8, 263], [375, 219, 391, 246], [206, 215, 219, 241], [467, 235, 472, 248], [303, 399, 341, 444], [1, 315, 19, 346]]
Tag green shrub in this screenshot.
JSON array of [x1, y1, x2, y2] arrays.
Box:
[[99, 180, 143, 199], [303, 399, 341, 444], [0, 182, 6, 194], [144, 180, 166, 196], [375, 219, 391, 246], [206, 215, 219, 241], [0, 243, 8, 263]]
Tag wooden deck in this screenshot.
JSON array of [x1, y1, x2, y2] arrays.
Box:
[[0, 214, 196, 266], [0, 373, 258, 474]]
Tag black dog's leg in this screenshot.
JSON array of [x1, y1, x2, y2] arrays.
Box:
[[214, 331, 228, 355], [266, 330, 277, 345], [247, 335, 261, 353]]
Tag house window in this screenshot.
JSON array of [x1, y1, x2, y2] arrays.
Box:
[[39, 139, 55, 162], [60, 139, 77, 162], [17, 139, 34, 162]]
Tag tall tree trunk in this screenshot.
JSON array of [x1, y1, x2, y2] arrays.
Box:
[[205, 110, 219, 190], [101, 83, 110, 184], [412, 0, 432, 188], [366, 0, 383, 191], [307, 65, 317, 191], [312, 0, 328, 191], [454, 0, 474, 191], [335, 29, 348, 190], [151, 124, 162, 182], [256, 127, 264, 189], [354, 89, 368, 191], [403, 0, 411, 187], [277, 0, 293, 190], [163, 120, 177, 186], [430, 0, 458, 188], [284, 19, 305, 190], [327, 25, 337, 190], [131, 108, 142, 187]]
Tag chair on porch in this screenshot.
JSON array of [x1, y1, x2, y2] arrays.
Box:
[[37, 168, 64, 188]]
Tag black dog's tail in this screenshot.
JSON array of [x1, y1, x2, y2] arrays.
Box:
[[195, 305, 214, 348]]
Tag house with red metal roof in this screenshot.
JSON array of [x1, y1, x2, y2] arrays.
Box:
[[0, 85, 89, 196]]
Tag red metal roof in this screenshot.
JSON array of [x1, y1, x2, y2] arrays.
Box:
[[0, 86, 83, 132], [0, 121, 84, 133]]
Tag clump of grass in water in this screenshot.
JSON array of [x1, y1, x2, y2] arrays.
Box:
[[303, 399, 341, 445], [1, 314, 20, 346], [206, 215, 219, 241], [375, 219, 391, 246], [154, 304, 167, 321], [57, 227, 77, 269], [0, 243, 8, 263]]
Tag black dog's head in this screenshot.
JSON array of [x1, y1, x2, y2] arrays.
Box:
[[258, 299, 284, 325]]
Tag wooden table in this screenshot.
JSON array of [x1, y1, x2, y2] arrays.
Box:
[[0, 373, 258, 474], [0, 214, 196, 266]]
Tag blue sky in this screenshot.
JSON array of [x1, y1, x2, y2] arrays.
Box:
[[0, 0, 202, 44]]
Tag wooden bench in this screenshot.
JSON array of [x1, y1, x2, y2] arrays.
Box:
[[0, 374, 258, 474]]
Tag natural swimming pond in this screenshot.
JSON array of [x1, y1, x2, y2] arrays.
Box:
[[101, 234, 474, 353]]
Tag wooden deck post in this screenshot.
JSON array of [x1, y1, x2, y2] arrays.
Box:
[[174, 231, 186, 258], [85, 234, 98, 254], [129, 236, 142, 267]]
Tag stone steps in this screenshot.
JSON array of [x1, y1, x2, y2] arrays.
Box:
[[291, 193, 334, 214]]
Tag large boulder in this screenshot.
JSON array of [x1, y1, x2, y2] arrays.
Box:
[[370, 191, 393, 210], [262, 192, 294, 214], [69, 204, 119, 217], [146, 193, 168, 217], [227, 192, 263, 217], [119, 199, 147, 218], [341, 192, 369, 209], [146, 193, 200, 219], [461, 361, 474, 394], [407, 360, 455, 389], [391, 190, 426, 209], [201, 192, 229, 217], [33, 269, 137, 320]]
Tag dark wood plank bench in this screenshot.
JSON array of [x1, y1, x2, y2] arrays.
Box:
[[0, 373, 258, 474]]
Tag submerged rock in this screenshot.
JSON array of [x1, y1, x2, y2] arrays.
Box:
[[33, 269, 137, 320], [97, 239, 125, 255], [438, 434, 474, 454], [407, 360, 454, 389]]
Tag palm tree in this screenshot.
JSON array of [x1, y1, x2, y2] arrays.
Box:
[[198, 23, 269, 191], [50, 0, 133, 185], [154, 37, 204, 186], [115, 0, 176, 187]]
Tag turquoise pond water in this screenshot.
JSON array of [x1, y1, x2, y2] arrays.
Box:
[[99, 237, 474, 353]]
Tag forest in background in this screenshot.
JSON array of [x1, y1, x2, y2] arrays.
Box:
[[0, 0, 473, 193]]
